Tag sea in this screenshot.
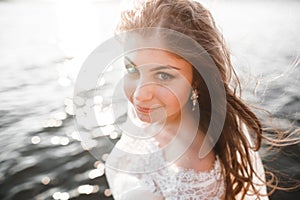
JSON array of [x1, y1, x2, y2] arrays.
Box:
[[0, 0, 299, 199]]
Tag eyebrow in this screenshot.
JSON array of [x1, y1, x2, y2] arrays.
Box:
[[124, 56, 181, 71], [124, 56, 136, 66]]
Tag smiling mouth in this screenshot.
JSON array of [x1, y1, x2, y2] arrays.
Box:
[[135, 105, 160, 114]]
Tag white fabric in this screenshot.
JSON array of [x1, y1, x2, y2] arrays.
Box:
[[105, 135, 225, 200], [105, 129, 268, 200]]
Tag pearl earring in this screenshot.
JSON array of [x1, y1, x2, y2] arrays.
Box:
[[191, 89, 199, 111]]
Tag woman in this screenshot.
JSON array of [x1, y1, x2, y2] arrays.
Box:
[[105, 0, 270, 199]]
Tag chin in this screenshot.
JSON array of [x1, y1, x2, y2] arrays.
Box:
[[137, 115, 152, 123], [137, 113, 166, 124]]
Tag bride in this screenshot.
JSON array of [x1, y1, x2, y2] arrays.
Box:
[[105, 0, 269, 199]]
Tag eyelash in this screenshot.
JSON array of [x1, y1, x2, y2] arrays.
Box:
[[125, 64, 175, 81], [154, 72, 175, 81]]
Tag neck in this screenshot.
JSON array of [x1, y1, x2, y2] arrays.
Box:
[[154, 106, 199, 148]]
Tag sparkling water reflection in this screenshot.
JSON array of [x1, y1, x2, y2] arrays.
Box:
[[0, 0, 299, 200]]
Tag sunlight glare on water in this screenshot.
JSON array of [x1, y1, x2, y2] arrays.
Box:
[[54, 0, 121, 82], [0, 0, 299, 200]]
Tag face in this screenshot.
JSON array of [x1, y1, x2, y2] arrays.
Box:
[[123, 49, 193, 123]]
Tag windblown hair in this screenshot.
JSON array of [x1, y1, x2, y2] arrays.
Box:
[[115, 0, 298, 199]]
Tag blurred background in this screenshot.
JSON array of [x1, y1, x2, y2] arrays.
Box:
[[0, 0, 299, 199]]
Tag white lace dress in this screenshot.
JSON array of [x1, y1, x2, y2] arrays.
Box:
[[105, 135, 225, 200], [105, 127, 268, 200]]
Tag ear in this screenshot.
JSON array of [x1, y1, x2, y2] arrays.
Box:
[[192, 81, 200, 90], [191, 68, 201, 89]]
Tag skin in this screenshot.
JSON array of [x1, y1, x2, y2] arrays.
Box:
[[123, 48, 215, 171], [123, 49, 193, 124]]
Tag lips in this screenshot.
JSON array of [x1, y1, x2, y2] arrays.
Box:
[[135, 105, 159, 114]]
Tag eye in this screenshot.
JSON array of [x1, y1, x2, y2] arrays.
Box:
[[155, 72, 174, 81], [125, 64, 139, 74]]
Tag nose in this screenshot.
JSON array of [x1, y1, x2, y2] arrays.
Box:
[[133, 83, 154, 102]]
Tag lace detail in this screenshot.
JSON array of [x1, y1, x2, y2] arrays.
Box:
[[106, 135, 225, 200], [142, 157, 225, 200]]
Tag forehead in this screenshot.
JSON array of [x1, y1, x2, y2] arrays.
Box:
[[126, 49, 192, 70]]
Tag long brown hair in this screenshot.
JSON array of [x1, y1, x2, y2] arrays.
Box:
[[115, 0, 298, 199]]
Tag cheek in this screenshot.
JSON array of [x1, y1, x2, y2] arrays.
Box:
[[123, 76, 135, 103], [157, 84, 191, 109]]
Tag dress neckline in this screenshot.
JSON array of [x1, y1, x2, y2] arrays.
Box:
[[169, 155, 222, 175]]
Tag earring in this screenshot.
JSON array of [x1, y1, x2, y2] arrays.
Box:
[[191, 89, 199, 111]]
